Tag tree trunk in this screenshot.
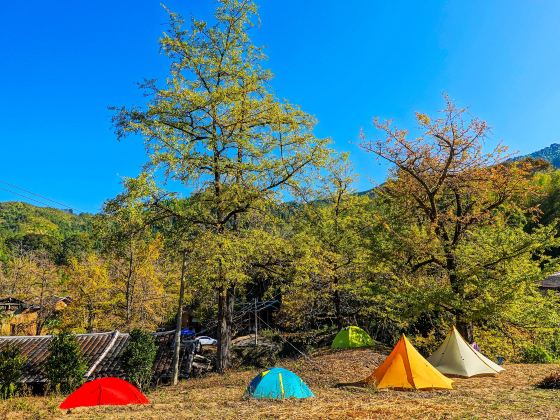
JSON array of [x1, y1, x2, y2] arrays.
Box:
[[87, 304, 94, 333], [445, 248, 474, 342], [456, 319, 474, 344], [333, 276, 343, 330], [36, 275, 46, 336], [125, 242, 134, 326], [216, 285, 235, 373], [171, 250, 188, 386], [216, 288, 226, 372]]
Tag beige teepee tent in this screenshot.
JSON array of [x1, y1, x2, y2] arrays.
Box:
[[428, 327, 504, 378]]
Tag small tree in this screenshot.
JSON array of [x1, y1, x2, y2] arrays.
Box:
[[44, 331, 87, 394], [122, 329, 157, 390], [64, 255, 115, 332], [0, 346, 26, 399], [292, 155, 374, 330]]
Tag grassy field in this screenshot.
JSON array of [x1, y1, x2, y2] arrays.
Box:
[[1, 348, 559, 419]]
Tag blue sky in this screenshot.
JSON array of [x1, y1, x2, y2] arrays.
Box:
[[2, 0, 560, 213]]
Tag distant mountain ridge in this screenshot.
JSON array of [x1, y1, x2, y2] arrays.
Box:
[[0, 201, 94, 262], [0, 143, 559, 236], [0, 202, 89, 240], [512, 143, 560, 168]]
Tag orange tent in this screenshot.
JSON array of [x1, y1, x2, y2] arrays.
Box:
[[365, 334, 453, 390]]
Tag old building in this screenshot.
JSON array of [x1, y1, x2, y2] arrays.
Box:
[[0, 296, 70, 336], [0, 330, 210, 391]]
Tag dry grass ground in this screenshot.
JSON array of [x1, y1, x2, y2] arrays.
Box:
[[1, 348, 559, 419]]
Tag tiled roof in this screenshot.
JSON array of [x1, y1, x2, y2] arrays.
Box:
[[0, 297, 28, 313], [541, 272, 560, 289], [0, 297, 27, 304], [0, 330, 199, 384], [152, 332, 198, 383]]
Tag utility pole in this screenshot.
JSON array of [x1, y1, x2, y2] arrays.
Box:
[[171, 250, 188, 386], [254, 297, 258, 346]]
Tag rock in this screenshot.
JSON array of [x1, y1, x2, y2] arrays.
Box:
[[231, 334, 281, 368]]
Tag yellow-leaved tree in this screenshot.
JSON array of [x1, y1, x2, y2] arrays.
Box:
[[361, 97, 560, 343], [63, 255, 116, 332]]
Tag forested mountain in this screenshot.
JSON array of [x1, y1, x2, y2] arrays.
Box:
[[0, 202, 89, 237], [513, 143, 560, 167], [0, 202, 93, 263], [0, 144, 557, 239], [0, 139, 557, 255]]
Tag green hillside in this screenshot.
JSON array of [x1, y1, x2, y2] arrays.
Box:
[[0, 142, 557, 258], [0, 202, 89, 238], [0, 202, 93, 262]]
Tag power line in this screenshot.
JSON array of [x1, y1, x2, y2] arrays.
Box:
[[0, 187, 58, 209], [0, 179, 85, 213], [0, 179, 76, 209], [256, 313, 314, 362]]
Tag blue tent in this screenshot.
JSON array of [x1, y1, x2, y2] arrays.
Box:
[[245, 367, 314, 400]]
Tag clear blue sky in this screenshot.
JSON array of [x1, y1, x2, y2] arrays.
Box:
[[2, 0, 560, 213]]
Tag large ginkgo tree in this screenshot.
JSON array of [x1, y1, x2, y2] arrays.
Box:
[[112, 0, 329, 372]]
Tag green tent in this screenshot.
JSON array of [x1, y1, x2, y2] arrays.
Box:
[[331, 326, 373, 349]]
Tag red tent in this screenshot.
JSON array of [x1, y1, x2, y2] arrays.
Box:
[[59, 377, 149, 409]]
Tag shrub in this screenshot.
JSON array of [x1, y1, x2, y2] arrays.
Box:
[[537, 371, 560, 389], [0, 345, 26, 399], [410, 332, 440, 357], [44, 331, 87, 394], [122, 329, 157, 390], [521, 345, 554, 364], [276, 328, 333, 357]]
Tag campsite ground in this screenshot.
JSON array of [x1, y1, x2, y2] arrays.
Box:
[[1, 348, 559, 419]]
